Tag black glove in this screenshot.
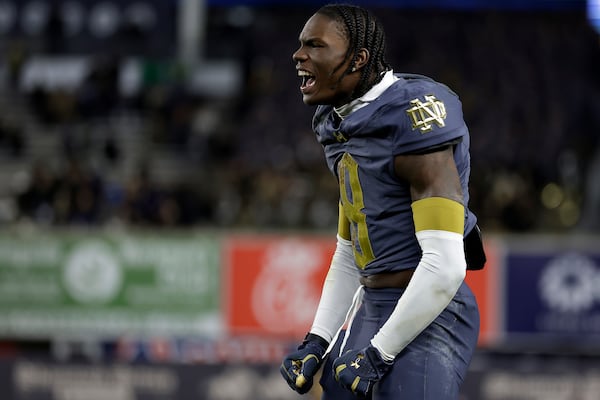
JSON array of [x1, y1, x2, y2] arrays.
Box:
[[333, 345, 393, 398], [280, 333, 329, 394]]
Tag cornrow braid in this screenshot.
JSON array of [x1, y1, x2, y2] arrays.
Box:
[[317, 3, 392, 100]]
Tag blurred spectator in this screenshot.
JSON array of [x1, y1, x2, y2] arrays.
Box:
[[0, 116, 25, 157], [5, 40, 29, 90], [120, 162, 163, 226], [53, 158, 105, 225], [44, 2, 65, 55], [579, 146, 600, 231], [16, 160, 58, 225], [76, 55, 121, 119]]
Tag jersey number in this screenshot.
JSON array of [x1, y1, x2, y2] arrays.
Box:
[[338, 153, 375, 269]]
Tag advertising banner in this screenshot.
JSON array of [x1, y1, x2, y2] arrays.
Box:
[[2, 351, 600, 400], [505, 249, 600, 339], [460, 350, 600, 400], [222, 234, 500, 343], [0, 232, 221, 339], [464, 238, 500, 346], [222, 235, 335, 338], [109, 335, 296, 364], [0, 359, 308, 400]]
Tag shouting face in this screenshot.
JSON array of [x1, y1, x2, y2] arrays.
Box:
[[292, 13, 363, 107]]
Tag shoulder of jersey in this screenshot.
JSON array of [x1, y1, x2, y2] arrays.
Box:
[[385, 75, 456, 106]]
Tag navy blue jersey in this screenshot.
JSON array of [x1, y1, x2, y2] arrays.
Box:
[[313, 74, 477, 275]]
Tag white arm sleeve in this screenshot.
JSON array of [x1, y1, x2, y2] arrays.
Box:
[[371, 230, 466, 361], [310, 235, 361, 343]]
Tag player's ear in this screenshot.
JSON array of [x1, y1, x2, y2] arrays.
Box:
[[353, 48, 370, 71]]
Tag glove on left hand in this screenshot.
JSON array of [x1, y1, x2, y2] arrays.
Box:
[[333, 345, 393, 398]]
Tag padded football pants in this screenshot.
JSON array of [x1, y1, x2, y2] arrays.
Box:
[[319, 282, 480, 400]]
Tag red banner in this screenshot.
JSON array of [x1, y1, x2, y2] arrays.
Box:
[[223, 234, 500, 345], [222, 235, 335, 338]]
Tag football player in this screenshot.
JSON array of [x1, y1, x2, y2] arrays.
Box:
[[280, 4, 485, 400]]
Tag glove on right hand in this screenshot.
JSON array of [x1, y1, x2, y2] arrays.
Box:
[[280, 333, 329, 394]]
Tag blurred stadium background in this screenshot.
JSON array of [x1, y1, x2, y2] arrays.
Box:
[[0, 0, 599, 399]]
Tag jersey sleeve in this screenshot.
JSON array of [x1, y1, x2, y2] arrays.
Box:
[[390, 83, 468, 155]]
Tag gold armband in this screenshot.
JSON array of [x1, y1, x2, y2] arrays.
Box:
[[411, 197, 464, 234]]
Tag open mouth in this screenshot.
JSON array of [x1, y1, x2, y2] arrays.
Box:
[[298, 70, 316, 92]]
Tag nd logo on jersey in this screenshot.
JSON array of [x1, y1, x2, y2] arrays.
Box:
[[406, 95, 447, 133]]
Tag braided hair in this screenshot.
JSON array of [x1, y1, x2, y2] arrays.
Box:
[[317, 4, 392, 100]]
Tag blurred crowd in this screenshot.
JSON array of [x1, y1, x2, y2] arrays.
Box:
[[1, 6, 599, 233]]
